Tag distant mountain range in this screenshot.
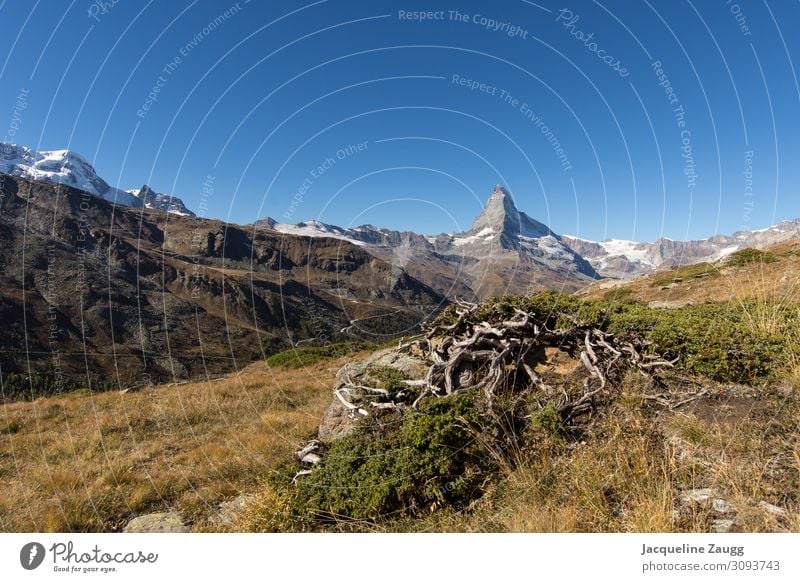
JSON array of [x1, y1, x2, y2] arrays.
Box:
[[256, 185, 598, 299], [4, 140, 800, 294], [2, 141, 800, 394], [256, 185, 800, 293], [561, 222, 800, 279]]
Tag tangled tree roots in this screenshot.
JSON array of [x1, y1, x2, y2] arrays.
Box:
[[341, 301, 676, 415], [294, 300, 686, 480]]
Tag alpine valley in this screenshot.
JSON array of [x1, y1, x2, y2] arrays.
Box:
[[1, 141, 798, 395]]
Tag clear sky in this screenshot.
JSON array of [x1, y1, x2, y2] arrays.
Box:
[[0, 0, 798, 241]]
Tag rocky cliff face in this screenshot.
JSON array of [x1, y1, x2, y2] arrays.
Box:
[[127, 185, 195, 216]]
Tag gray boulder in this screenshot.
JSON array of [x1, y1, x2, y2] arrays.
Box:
[[317, 347, 428, 442]]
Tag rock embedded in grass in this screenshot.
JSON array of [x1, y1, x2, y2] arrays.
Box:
[[123, 511, 188, 533], [317, 348, 428, 442]]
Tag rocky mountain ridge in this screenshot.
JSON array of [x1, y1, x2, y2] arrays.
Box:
[[126, 185, 195, 217], [257, 186, 600, 300], [259, 186, 800, 286], [561, 221, 800, 279], [4, 140, 799, 297]]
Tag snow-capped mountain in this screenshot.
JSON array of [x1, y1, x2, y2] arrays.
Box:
[[0, 142, 141, 206], [253, 184, 800, 295], [254, 217, 368, 245], [433, 186, 593, 268], [255, 186, 599, 299], [562, 219, 800, 279], [0, 141, 193, 216], [253, 217, 436, 250], [126, 185, 195, 217], [413, 186, 597, 297]]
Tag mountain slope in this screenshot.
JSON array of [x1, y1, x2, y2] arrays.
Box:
[[0, 173, 443, 396]]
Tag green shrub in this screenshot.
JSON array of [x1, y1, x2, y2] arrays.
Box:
[[468, 292, 794, 384], [293, 393, 495, 521], [530, 404, 564, 435], [650, 262, 719, 287], [606, 301, 785, 383], [725, 248, 777, 267], [266, 342, 373, 369], [367, 366, 407, 391]]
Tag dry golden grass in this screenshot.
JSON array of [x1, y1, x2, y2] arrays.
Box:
[[229, 483, 294, 533], [466, 409, 679, 533], [6, 336, 795, 534], [721, 247, 800, 389], [0, 355, 356, 532]]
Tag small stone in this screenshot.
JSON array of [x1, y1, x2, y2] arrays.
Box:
[[712, 498, 732, 513], [123, 511, 188, 533], [758, 501, 787, 517], [681, 488, 715, 504], [210, 494, 254, 527], [710, 518, 735, 533]]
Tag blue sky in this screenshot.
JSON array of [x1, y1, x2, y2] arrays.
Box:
[[0, 0, 798, 241]]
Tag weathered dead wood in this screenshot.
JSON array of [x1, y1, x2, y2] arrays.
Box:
[[316, 304, 678, 470], [294, 441, 319, 460], [301, 453, 321, 465], [334, 388, 369, 416], [292, 469, 313, 483]]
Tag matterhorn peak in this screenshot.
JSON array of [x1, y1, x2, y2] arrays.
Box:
[[470, 184, 521, 235], [487, 184, 514, 206]]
